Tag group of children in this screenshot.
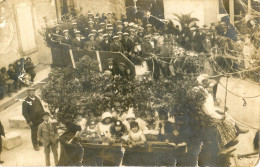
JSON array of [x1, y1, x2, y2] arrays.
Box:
[[74, 107, 182, 147], [0, 57, 36, 99]]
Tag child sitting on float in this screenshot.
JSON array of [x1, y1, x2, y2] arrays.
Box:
[[123, 109, 136, 131], [98, 112, 113, 141], [128, 121, 146, 147], [109, 120, 128, 143], [143, 112, 159, 136], [80, 120, 102, 143]]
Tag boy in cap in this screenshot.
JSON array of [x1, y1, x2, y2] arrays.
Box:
[[37, 112, 59, 166], [22, 88, 45, 151]]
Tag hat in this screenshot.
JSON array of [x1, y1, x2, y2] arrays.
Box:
[[138, 27, 144, 30], [117, 31, 122, 34], [133, 24, 138, 28], [91, 30, 97, 33], [72, 22, 77, 25], [89, 21, 94, 24], [107, 12, 112, 15], [75, 30, 80, 34], [90, 120, 97, 125], [119, 62, 125, 66], [130, 121, 139, 129], [103, 33, 108, 38], [129, 22, 134, 27], [117, 20, 122, 23], [27, 88, 35, 91], [113, 35, 119, 39], [129, 29, 135, 32], [197, 74, 209, 84], [146, 24, 152, 27], [115, 120, 123, 126], [42, 112, 50, 117], [123, 32, 129, 36], [100, 22, 105, 25], [94, 16, 99, 19], [107, 27, 113, 30], [144, 34, 151, 39], [63, 29, 69, 33], [107, 24, 112, 27], [126, 113, 135, 120], [88, 33, 94, 37], [98, 29, 103, 33], [102, 112, 112, 120], [88, 12, 93, 16]]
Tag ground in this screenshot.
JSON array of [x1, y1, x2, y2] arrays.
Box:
[[0, 76, 259, 166]]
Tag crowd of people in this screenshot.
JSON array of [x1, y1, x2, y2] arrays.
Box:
[[0, 57, 36, 99], [48, 11, 259, 80]]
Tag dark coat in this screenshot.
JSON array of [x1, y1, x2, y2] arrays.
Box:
[[191, 31, 203, 53], [22, 96, 45, 125], [141, 40, 154, 59], [100, 40, 110, 51], [202, 39, 212, 53], [121, 38, 135, 53], [71, 38, 84, 49], [109, 41, 125, 53], [0, 121, 4, 137]]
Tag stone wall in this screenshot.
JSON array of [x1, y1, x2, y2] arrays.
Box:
[[0, 0, 56, 70]]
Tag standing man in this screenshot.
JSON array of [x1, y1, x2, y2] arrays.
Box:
[[38, 112, 59, 166], [22, 88, 45, 151], [0, 120, 5, 164]]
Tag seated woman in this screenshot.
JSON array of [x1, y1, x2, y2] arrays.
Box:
[[97, 112, 113, 141], [80, 120, 102, 143], [109, 120, 128, 143], [128, 121, 146, 147], [197, 74, 248, 148]]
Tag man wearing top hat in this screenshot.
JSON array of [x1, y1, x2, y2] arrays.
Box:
[[38, 112, 59, 166], [22, 88, 45, 151]]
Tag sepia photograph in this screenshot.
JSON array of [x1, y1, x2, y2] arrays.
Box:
[[0, 0, 259, 166]]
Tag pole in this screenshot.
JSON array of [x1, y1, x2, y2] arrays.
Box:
[[224, 77, 229, 115], [248, 0, 251, 15], [229, 0, 235, 25]]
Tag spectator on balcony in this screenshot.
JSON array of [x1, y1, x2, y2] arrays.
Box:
[[100, 34, 110, 51], [110, 36, 125, 53]]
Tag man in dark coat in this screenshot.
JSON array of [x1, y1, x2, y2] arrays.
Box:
[[100, 34, 110, 51], [22, 88, 45, 151], [141, 35, 160, 80], [0, 120, 5, 164], [109, 36, 125, 53], [191, 27, 203, 53]]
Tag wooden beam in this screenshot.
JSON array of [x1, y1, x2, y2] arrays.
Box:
[[229, 0, 234, 25]]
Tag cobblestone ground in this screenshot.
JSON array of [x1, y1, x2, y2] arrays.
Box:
[[0, 77, 259, 166]]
